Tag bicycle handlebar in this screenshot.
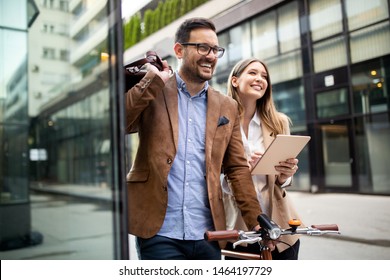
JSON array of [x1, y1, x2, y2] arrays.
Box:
[[204, 229, 240, 242], [205, 225, 340, 242], [205, 214, 340, 244], [205, 214, 340, 260], [311, 224, 339, 231]]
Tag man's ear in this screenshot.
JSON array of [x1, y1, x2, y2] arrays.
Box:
[[174, 42, 184, 59]]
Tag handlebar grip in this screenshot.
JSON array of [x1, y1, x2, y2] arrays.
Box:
[[311, 224, 339, 231], [204, 230, 240, 241]]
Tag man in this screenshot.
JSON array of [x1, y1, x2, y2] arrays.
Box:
[[126, 17, 262, 260]]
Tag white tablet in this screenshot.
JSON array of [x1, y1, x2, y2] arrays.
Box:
[[251, 134, 311, 175]]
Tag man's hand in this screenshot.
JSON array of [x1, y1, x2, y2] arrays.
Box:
[[146, 60, 172, 83], [263, 239, 277, 251], [253, 225, 277, 251]]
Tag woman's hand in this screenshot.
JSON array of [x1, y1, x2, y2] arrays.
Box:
[[248, 151, 263, 172], [274, 158, 299, 185]]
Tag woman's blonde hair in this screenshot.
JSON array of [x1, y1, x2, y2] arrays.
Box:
[[227, 58, 291, 135]]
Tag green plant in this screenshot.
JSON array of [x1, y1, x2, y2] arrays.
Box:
[[123, 0, 210, 49]]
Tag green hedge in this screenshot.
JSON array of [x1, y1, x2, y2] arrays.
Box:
[[123, 0, 209, 49]]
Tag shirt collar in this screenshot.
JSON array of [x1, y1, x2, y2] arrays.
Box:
[[175, 72, 208, 97], [251, 110, 261, 126]]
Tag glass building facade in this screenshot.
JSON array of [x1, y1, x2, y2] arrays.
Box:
[[1, 0, 127, 259], [211, 0, 390, 194], [0, 0, 389, 260]]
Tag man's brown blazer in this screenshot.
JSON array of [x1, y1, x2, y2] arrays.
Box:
[[125, 71, 261, 248]]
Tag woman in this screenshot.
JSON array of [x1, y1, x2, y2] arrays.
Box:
[[222, 58, 302, 260]]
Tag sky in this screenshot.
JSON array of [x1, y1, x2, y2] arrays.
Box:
[[121, 0, 151, 20]]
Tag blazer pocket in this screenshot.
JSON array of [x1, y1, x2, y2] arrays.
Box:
[[217, 116, 230, 127], [127, 169, 149, 182]]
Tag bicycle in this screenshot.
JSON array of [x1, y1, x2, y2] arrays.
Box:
[[205, 213, 340, 260]]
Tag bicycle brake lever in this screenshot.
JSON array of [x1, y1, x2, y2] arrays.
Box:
[[233, 237, 262, 249]]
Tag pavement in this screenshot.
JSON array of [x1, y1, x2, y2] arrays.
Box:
[[288, 191, 390, 259], [1, 184, 390, 260]]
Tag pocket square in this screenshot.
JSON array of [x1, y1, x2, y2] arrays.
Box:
[[217, 116, 230, 127]]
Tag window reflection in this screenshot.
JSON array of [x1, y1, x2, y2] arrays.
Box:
[[278, 1, 300, 53], [251, 12, 278, 59], [352, 59, 389, 114], [355, 115, 390, 193], [265, 50, 303, 84], [0, 0, 28, 29], [273, 78, 306, 131], [1, 30, 29, 203], [321, 123, 352, 186], [309, 0, 343, 42], [227, 22, 251, 66], [1, 0, 118, 259], [345, 0, 389, 31], [350, 22, 390, 64], [313, 36, 347, 73], [316, 88, 349, 118]]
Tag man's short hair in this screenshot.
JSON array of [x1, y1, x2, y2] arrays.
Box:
[[175, 17, 216, 43]]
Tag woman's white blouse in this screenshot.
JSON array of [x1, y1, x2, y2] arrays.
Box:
[[240, 111, 291, 215]]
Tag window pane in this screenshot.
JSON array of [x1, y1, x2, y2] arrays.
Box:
[[279, 1, 301, 53], [251, 11, 277, 59], [355, 115, 390, 193], [0, 0, 27, 29], [313, 36, 347, 73], [227, 22, 251, 66], [0, 28, 29, 205], [351, 58, 389, 114], [215, 31, 229, 74], [0, 0, 123, 259], [309, 0, 343, 41], [273, 79, 306, 132], [345, 0, 389, 31], [265, 50, 302, 83], [316, 88, 349, 118], [321, 123, 352, 186], [0, 30, 28, 102], [350, 22, 390, 64]]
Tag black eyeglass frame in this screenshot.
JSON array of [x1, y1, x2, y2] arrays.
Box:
[[180, 42, 225, 58]]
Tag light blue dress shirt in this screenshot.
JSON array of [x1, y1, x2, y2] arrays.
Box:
[[157, 73, 214, 240]]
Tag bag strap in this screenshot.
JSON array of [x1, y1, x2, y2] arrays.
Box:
[[124, 51, 163, 74]]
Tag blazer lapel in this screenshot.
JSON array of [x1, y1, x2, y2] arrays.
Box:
[[262, 123, 274, 149], [205, 88, 221, 161], [261, 120, 276, 216], [163, 77, 179, 150]]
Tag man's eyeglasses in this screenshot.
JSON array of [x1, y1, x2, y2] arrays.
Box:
[[180, 43, 225, 58]]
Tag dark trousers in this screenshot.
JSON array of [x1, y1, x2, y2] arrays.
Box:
[[136, 235, 221, 260], [225, 239, 300, 260]]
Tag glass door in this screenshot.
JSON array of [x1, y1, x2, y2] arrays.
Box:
[[314, 87, 355, 191], [319, 122, 353, 188]]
